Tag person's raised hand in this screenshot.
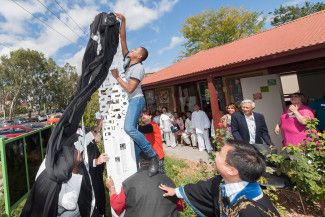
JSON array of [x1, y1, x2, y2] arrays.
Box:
[[289, 104, 298, 114], [96, 153, 109, 165], [159, 184, 176, 197], [114, 12, 125, 21], [111, 69, 119, 79]]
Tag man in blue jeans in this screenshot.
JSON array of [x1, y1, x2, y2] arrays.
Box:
[[111, 12, 159, 177]]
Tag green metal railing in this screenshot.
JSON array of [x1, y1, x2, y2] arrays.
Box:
[[0, 125, 53, 216]]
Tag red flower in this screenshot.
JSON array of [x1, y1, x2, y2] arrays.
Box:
[[217, 122, 224, 128]]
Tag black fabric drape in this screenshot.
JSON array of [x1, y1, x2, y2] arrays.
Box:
[[21, 135, 79, 217], [21, 12, 119, 217], [183, 176, 222, 217], [87, 141, 106, 215], [46, 12, 120, 183], [77, 163, 93, 217]]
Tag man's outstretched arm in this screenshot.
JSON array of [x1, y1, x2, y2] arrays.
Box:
[[114, 12, 129, 57], [106, 177, 126, 215], [111, 69, 139, 93]]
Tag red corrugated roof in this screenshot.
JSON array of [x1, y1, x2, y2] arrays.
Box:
[[143, 10, 325, 86]]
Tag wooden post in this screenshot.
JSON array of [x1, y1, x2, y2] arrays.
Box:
[[207, 75, 221, 129]]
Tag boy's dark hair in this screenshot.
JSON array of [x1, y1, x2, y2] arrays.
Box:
[[140, 47, 148, 62], [225, 139, 266, 182], [139, 153, 150, 170]]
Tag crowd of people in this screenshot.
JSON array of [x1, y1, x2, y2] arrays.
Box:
[[147, 104, 213, 153], [148, 91, 323, 153], [20, 12, 323, 217]]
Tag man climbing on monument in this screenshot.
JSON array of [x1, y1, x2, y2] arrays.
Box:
[[111, 12, 159, 176]]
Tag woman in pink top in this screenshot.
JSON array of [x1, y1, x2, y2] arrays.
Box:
[[275, 93, 314, 146]]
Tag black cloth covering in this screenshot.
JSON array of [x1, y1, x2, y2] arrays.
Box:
[[77, 162, 93, 217], [21, 12, 119, 217], [87, 141, 106, 215], [183, 176, 221, 217], [21, 135, 79, 217], [46, 12, 119, 183], [183, 175, 280, 217]]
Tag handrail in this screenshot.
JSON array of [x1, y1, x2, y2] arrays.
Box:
[[0, 125, 53, 216]]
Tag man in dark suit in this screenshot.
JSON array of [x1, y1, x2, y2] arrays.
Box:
[[231, 99, 273, 146], [106, 154, 184, 217]]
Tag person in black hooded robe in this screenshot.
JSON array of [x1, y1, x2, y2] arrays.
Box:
[[160, 139, 280, 217], [77, 118, 108, 217], [86, 116, 108, 216], [21, 12, 119, 217]]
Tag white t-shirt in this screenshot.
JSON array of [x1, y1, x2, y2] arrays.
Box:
[[245, 114, 256, 144]]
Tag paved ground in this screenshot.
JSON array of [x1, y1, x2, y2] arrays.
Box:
[[163, 143, 211, 163]]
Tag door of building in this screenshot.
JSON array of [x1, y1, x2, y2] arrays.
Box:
[[240, 74, 284, 147]]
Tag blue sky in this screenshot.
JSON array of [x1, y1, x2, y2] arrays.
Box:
[[0, 0, 322, 74]]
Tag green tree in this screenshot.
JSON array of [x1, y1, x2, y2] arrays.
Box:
[[270, 1, 325, 26], [180, 7, 265, 57], [83, 91, 99, 128], [0, 49, 47, 119], [0, 49, 79, 119], [48, 62, 79, 110]]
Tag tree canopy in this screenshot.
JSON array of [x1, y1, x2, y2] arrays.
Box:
[[0, 49, 79, 119], [270, 1, 325, 26], [180, 7, 265, 58]]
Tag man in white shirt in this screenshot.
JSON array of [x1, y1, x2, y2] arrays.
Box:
[[191, 104, 213, 152], [181, 111, 197, 147], [160, 107, 176, 148], [231, 99, 272, 146]]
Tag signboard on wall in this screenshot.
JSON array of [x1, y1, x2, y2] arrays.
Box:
[[155, 87, 175, 111]]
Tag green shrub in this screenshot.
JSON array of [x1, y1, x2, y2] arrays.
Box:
[[267, 119, 325, 203], [165, 157, 214, 217], [83, 91, 99, 128]]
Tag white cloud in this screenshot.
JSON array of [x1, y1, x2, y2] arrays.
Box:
[[0, 0, 46, 34], [0, 1, 100, 57], [66, 47, 86, 75], [0, 0, 179, 75], [158, 36, 184, 54], [110, 0, 178, 30]]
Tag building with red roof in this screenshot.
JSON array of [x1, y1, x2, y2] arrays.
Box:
[[141, 10, 325, 145]]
